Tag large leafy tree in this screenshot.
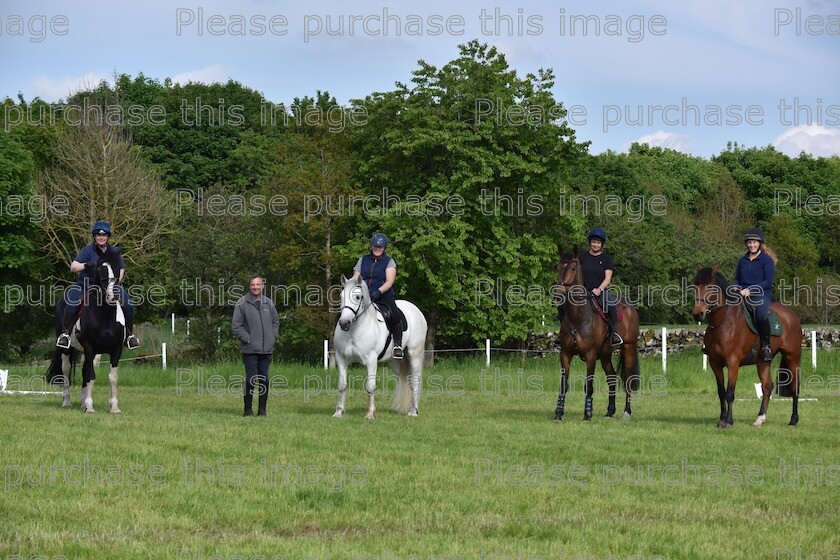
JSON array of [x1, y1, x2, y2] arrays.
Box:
[[346, 41, 588, 347]]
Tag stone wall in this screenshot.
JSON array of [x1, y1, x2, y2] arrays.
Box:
[[527, 327, 840, 355]]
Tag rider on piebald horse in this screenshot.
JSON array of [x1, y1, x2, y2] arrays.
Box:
[[735, 227, 777, 363], [56, 221, 140, 350], [352, 233, 403, 359], [580, 227, 623, 347]]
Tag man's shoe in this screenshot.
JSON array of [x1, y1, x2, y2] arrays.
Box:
[[56, 333, 71, 349], [392, 346, 404, 360], [125, 334, 140, 349]]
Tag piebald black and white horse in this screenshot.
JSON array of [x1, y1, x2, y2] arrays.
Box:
[[46, 247, 126, 413]]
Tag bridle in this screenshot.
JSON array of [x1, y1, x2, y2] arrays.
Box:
[[340, 285, 372, 324]]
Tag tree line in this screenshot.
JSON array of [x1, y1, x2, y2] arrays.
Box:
[[1, 41, 838, 362]]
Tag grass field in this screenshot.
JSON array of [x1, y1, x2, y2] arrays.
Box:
[[1, 350, 839, 559]]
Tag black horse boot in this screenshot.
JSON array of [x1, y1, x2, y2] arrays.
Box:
[[124, 316, 140, 349], [758, 318, 772, 362], [391, 316, 404, 360], [608, 304, 623, 346]]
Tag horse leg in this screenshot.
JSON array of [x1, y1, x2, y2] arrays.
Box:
[[786, 345, 801, 426], [81, 352, 95, 413], [333, 354, 348, 417], [61, 353, 71, 408], [364, 357, 378, 420], [721, 359, 741, 428], [409, 356, 422, 417], [583, 357, 596, 421], [554, 352, 572, 421], [108, 359, 121, 414], [753, 361, 773, 427], [709, 357, 727, 428], [601, 354, 617, 418]]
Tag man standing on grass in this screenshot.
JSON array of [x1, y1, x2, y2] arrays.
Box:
[[231, 275, 280, 417]]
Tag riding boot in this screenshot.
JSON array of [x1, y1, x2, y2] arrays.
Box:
[[391, 319, 404, 360], [257, 378, 269, 417], [243, 392, 254, 417], [607, 305, 623, 346], [758, 319, 772, 362], [124, 316, 140, 349], [56, 311, 78, 349]]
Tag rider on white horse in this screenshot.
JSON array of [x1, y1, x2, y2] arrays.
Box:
[[56, 221, 140, 350], [352, 233, 403, 359]]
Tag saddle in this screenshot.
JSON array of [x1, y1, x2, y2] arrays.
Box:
[[591, 297, 623, 324], [374, 303, 408, 332]]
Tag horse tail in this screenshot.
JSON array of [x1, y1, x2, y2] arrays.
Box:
[[392, 358, 413, 414], [618, 344, 640, 393]]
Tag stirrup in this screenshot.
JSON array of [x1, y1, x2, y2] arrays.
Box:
[[760, 345, 772, 362], [610, 333, 623, 346], [125, 334, 140, 349], [392, 346, 404, 359], [56, 333, 71, 349]]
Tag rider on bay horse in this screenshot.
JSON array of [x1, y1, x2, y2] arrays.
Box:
[[735, 227, 777, 362], [56, 221, 140, 350], [352, 233, 403, 359], [579, 227, 623, 347]]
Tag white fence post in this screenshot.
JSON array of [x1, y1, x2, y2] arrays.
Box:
[[661, 327, 667, 373], [186, 319, 190, 339], [0, 369, 7, 391], [485, 339, 490, 367], [162, 343, 167, 370], [812, 330, 817, 369], [324, 339, 329, 370], [171, 313, 175, 335], [702, 354, 707, 371], [217, 327, 221, 344]]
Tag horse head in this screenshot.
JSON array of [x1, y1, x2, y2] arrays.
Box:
[[93, 246, 121, 305], [338, 274, 368, 331], [693, 263, 736, 321]]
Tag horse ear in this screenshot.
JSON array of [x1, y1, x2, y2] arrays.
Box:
[[696, 264, 703, 271], [572, 246, 579, 257], [340, 274, 347, 286], [712, 263, 720, 276]]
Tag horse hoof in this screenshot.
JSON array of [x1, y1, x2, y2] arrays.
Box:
[[110, 408, 122, 414], [84, 408, 95, 414], [365, 412, 376, 420], [61, 403, 71, 409], [720, 422, 732, 429], [582, 415, 592, 422], [622, 412, 631, 420], [553, 413, 563, 422], [604, 411, 615, 418], [332, 410, 345, 418], [407, 409, 419, 417], [788, 417, 799, 426]]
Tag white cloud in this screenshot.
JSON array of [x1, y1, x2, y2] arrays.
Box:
[[170, 64, 230, 85], [632, 130, 692, 153], [773, 125, 840, 157], [28, 73, 111, 102]]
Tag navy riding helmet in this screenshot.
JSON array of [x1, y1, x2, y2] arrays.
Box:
[[743, 228, 764, 243], [370, 233, 389, 247], [587, 227, 607, 243], [92, 221, 112, 236]]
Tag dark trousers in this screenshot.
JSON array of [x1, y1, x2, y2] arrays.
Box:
[[243, 353, 271, 410], [747, 292, 771, 344], [377, 294, 403, 346]]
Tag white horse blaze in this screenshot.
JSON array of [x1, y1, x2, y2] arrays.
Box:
[[333, 275, 428, 418]]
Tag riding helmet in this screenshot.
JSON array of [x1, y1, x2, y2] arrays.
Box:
[[743, 228, 764, 243], [370, 233, 389, 247], [92, 221, 112, 236], [587, 227, 607, 243]]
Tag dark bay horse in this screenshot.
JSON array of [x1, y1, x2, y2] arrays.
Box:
[[46, 247, 125, 413], [693, 265, 801, 428], [553, 247, 641, 421]]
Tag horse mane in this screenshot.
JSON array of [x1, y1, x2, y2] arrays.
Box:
[[694, 266, 739, 304]]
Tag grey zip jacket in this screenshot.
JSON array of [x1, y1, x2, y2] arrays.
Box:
[[231, 293, 280, 354]]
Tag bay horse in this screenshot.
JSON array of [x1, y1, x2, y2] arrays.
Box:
[[553, 247, 641, 421], [333, 275, 427, 419], [46, 246, 125, 413], [693, 264, 801, 428]]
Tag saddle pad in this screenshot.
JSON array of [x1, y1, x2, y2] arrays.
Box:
[[742, 303, 782, 336]]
